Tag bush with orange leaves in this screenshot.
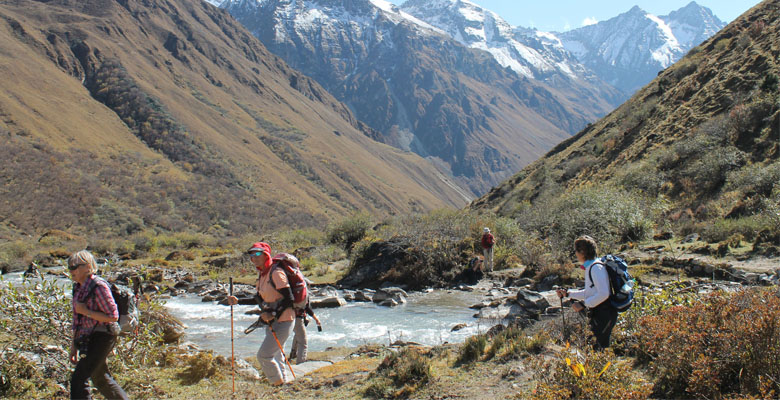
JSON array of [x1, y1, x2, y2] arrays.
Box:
[[529, 346, 653, 400], [634, 288, 780, 399]]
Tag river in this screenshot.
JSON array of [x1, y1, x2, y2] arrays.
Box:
[[2, 271, 489, 359]]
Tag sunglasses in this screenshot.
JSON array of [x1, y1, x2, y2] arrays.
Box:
[[68, 263, 85, 271], [247, 251, 264, 257]]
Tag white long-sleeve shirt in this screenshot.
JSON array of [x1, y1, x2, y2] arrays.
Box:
[[568, 259, 611, 308]]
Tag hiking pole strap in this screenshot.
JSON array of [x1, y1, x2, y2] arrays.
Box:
[[244, 317, 266, 335]]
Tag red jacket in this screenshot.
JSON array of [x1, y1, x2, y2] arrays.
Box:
[[481, 232, 494, 249]]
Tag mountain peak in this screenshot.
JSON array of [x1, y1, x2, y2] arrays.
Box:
[[626, 5, 646, 16]]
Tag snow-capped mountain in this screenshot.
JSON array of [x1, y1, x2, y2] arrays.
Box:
[[399, 0, 624, 121], [399, 0, 724, 98], [218, 0, 619, 194], [399, 0, 583, 81], [557, 2, 725, 95]]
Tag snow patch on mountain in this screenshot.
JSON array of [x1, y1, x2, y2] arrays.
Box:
[[645, 13, 681, 67]]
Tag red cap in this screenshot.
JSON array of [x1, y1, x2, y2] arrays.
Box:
[[247, 242, 273, 271]]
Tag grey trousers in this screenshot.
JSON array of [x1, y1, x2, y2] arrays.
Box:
[[483, 247, 494, 271], [257, 320, 293, 384], [290, 316, 308, 364]]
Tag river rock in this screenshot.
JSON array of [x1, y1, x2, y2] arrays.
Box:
[[382, 287, 408, 297], [311, 296, 346, 308], [236, 359, 261, 380], [477, 303, 525, 320], [353, 290, 373, 302], [143, 284, 160, 294], [517, 289, 550, 314], [379, 299, 399, 307], [372, 288, 407, 304], [451, 323, 468, 332], [469, 301, 491, 309], [503, 277, 534, 287], [533, 275, 559, 292], [174, 281, 190, 290]]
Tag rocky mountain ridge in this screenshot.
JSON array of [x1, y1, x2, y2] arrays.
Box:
[[0, 0, 471, 238], [218, 0, 616, 194], [558, 1, 726, 95]]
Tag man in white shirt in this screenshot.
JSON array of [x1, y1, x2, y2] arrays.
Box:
[[556, 235, 618, 350]]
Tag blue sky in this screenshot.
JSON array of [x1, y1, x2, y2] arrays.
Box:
[[389, 1, 761, 32]]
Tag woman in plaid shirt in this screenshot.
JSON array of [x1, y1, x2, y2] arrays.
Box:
[[68, 250, 129, 400]]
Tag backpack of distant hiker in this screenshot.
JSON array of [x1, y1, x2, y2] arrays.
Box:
[[271, 253, 308, 309], [81, 277, 141, 335], [588, 254, 634, 312]]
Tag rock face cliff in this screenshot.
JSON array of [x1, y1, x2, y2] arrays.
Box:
[[220, 0, 612, 195]]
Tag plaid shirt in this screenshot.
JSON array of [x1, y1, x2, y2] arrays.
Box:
[[72, 275, 118, 340]]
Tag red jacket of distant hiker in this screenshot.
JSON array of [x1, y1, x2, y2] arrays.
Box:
[[481, 232, 494, 249]]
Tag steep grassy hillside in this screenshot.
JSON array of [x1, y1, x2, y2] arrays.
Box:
[[0, 0, 471, 239], [472, 0, 780, 248]]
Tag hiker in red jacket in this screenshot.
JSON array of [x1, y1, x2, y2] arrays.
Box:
[[481, 227, 495, 272]]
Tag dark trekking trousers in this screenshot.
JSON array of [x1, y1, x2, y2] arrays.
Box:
[[588, 301, 618, 350], [71, 331, 129, 400]]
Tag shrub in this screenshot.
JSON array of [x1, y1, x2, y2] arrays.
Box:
[[702, 215, 769, 243], [615, 162, 667, 197], [678, 147, 746, 195], [327, 212, 373, 252], [611, 282, 701, 355], [0, 278, 71, 397], [530, 347, 653, 400], [725, 162, 780, 197], [277, 228, 326, 250], [176, 351, 223, 385], [761, 73, 778, 93], [533, 262, 578, 286], [484, 326, 549, 361], [456, 334, 488, 365], [365, 347, 432, 399], [519, 186, 663, 254], [633, 289, 780, 399]]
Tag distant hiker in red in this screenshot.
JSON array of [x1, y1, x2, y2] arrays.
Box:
[[68, 250, 129, 400], [481, 227, 495, 272], [227, 242, 295, 386]]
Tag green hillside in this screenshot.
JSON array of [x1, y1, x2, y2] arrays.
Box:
[[472, 0, 780, 251]]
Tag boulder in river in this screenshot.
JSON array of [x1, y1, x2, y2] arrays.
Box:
[[311, 296, 346, 308], [451, 323, 468, 332], [379, 298, 399, 307], [353, 290, 373, 302]]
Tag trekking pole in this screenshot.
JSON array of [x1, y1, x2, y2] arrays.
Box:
[[269, 324, 297, 380], [229, 278, 235, 395]]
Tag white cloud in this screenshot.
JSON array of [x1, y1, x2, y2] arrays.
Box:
[[582, 17, 598, 26]]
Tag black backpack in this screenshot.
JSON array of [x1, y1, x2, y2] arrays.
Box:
[[79, 277, 140, 335], [588, 254, 634, 312]]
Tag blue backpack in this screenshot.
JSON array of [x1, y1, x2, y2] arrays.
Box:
[[588, 254, 634, 312]]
